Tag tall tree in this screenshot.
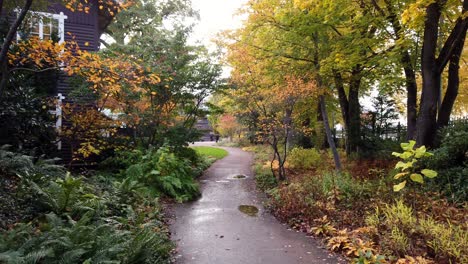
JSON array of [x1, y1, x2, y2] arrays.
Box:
[[416, 0, 467, 147], [102, 0, 222, 147]]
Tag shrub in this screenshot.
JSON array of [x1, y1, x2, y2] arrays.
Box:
[[0, 212, 173, 264], [418, 217, 467, 263], [255, 166, 277, 191], [125, 147, 200, 202], [423, 123, 468, 203], [100, 149, 144, 173], [0, 149, 174, 263], [0, 147, 65, 229], [0, 82, 56, 157], [365, 200, 467, 262], [391, 141, 437, 192], [288, 147, 321, 170], [0, 146, 65, 181], [321, 172, 373, 204]]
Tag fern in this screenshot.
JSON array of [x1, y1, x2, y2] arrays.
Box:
[[0, 147, 65, 182], [0, 148, 175, 264], [0, 148, 35, 177], [122, 147, 201, 202]]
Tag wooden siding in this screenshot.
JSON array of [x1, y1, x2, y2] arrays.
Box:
[[51, 2, 100, 52], [4, 1, 110, 164]]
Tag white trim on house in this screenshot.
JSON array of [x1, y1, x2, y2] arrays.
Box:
[[15, 10, 68, 43], [15, 9, 69, 150]]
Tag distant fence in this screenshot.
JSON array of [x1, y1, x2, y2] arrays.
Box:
[[335, 116, 467, 143]]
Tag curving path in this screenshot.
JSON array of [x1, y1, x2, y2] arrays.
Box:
[[170, 143, 343, 264]]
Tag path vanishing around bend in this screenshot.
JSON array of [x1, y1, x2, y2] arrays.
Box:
[[170, 142, 344, 264]]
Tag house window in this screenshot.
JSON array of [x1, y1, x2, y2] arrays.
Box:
[[17, 11, 67, 43], [15, 10, 68, 150]]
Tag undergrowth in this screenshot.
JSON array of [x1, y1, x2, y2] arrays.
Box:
[[0, 144, 212, 263], [246, 143, 468, 264]]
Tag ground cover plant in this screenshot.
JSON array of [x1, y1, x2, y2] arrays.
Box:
[[0, 143, 214, 263], [244, 136, 468, 263], [0, 148, 175, 263], [214, 0, 468, 260], [1, 0, 468, 262]]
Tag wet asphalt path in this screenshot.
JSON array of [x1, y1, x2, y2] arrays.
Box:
[[170, 143, 343, 264]]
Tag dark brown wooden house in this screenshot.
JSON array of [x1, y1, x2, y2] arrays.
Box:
[[4, 0, 115, 163]]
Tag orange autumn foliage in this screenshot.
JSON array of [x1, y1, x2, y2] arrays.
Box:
[[8, 37, 160, 160]]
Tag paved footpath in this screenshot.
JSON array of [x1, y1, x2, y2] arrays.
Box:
[[170, 143, 344, 264]]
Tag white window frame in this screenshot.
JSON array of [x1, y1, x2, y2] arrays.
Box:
[[15, 10, 69, 150], [16, 10, 68, 44]]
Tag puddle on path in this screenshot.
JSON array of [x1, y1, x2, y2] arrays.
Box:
[[232, 174, 248, 179], [238, 205, 259, 217], [216, 180, 230, 183]]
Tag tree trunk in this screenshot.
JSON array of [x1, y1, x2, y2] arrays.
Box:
[[404, 53, 418, 141], [333, 70, 349, 129], [347, 68, 362, 153], [333, 70, 360, 154], [417, 1, 444, 147], [437, 27, 466, 128], [383, 0, 419, 140], [0, 0, 33, 95], [417, 0, 467, 147], [315, 101, 327, 149], [333, 69, 361, 154], [284, 107, 293, 151], [319, 95, 342, 171]]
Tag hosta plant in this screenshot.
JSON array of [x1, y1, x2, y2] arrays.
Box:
[[392, 141, 437, 192]]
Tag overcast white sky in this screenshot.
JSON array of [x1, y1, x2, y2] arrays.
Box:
[[189, 0, 248, 48]]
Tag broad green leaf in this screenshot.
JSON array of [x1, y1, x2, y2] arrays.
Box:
[[395, 161, 413, 171], [421, 169, 437, 178], [392, 152, 402, 157], [394, 172, 408, 179], [400, 142, 409, 150], [393, 180, 407, 192], [400, 151, 413, 159], [414, 146, 426, 158], [395, 161, 406, 169], [401, 140, 416, 151], [410, 173, 424, 183]]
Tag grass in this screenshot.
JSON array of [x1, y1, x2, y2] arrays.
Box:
[[191, 146, 228, 160]]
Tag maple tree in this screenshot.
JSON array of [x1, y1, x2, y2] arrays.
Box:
[[224, 0, 383, 155], [225, 35, 324, 178], [217, 114, 239, 141], [6, 37, 161, 161], [1, 0, 223, 160], [100, 0, 222, 148], [0, 0, 132, 93], [414, 0, 467, 147], [221, 0, 467, 157]]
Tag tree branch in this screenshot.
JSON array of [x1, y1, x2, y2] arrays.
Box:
[[435, 1, 468, 74], [0, 0, 33, 95], [0, 0, 33, 66]]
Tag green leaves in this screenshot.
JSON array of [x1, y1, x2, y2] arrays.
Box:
[[124, 147, 200, 202], [393, 181, 406, 192], [392, 141, 438, 192], [421, 169, 437, 178], [393, 172, 407, 180], [395, 160, 415, 171], [400, 140, 416, 151], [410, 173, 424, 184], [414, 145, 427, 158]]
